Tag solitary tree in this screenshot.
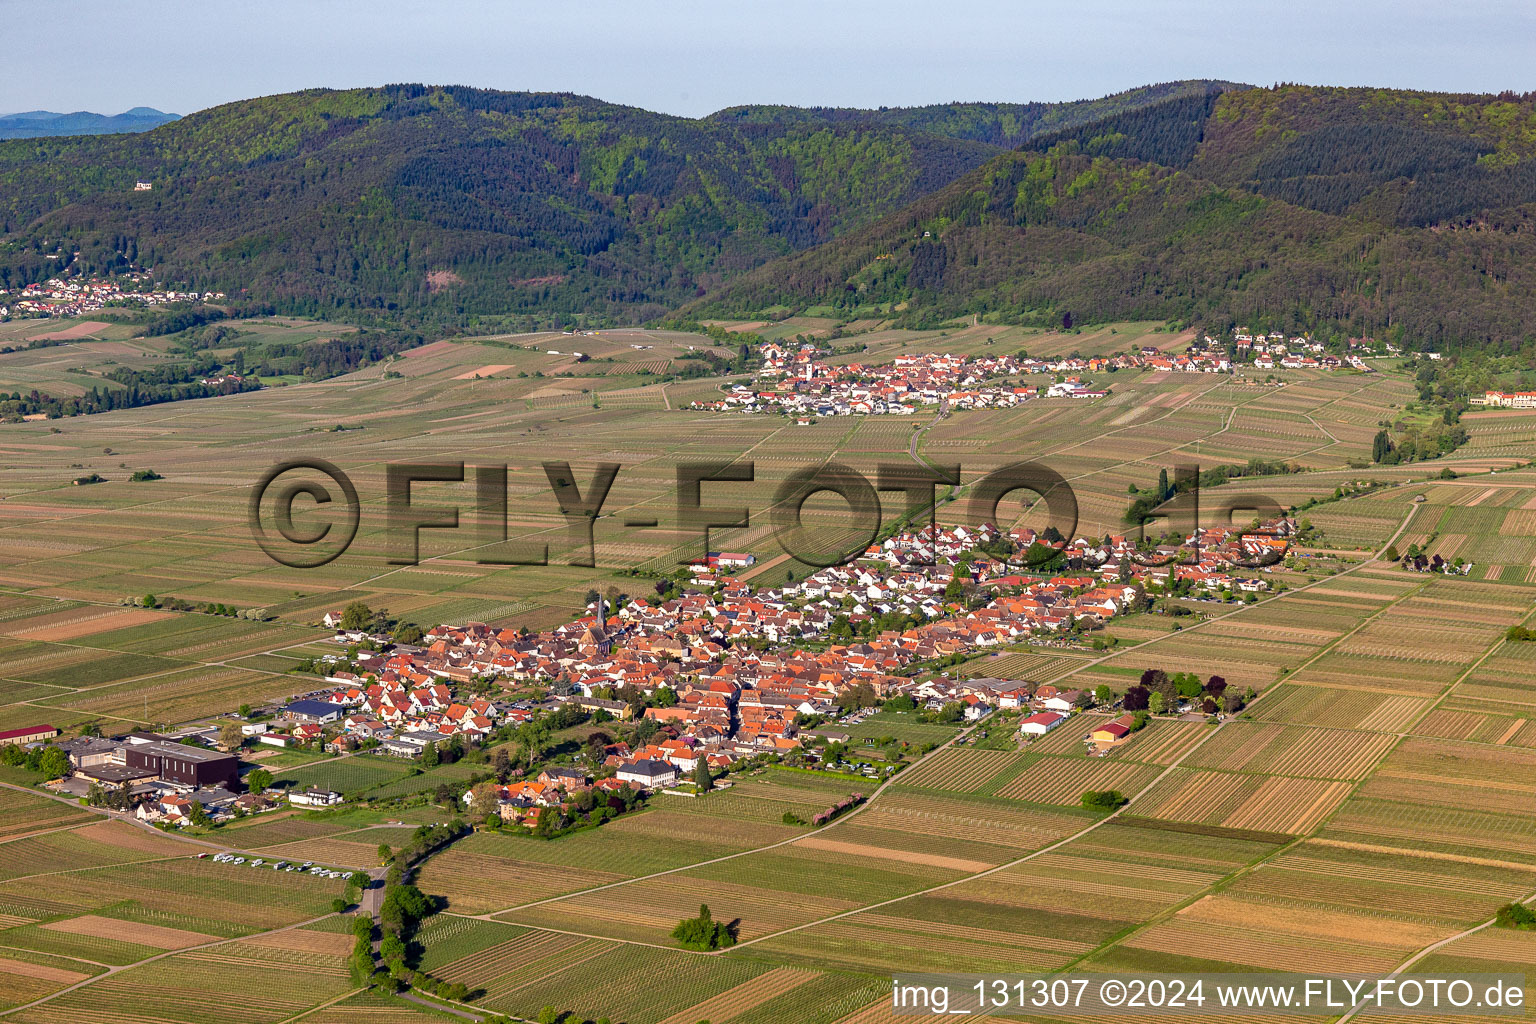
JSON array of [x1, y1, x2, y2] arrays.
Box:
[[340, 600, 373, 631], [218, 721, 244, 750]]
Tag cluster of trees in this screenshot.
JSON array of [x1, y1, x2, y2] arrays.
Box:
[[129, 593, 269, 619], [348, 914, 375, 985], [1496, 902, 1536, 930], [1126, 460, 1299, 527], [383, 822, 465, 869], [833, 682, 881, 713], [341, 872, 474, 1001], [379, 882, 433, 960], [1122, 670, 1245, 715], [418, 736, 467, 769], [0, 743, 69, 778], [671, 903, 737, 951], [667, 343, 761, 380], [334, 599, 424, 641], [0, 372, 260, 421], [526, 782, 644, 839], [1371, 424, 1468, 466], [0, 312, 433, 423]]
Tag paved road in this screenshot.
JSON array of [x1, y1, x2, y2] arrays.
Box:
[[398, 991, 485, 1021]]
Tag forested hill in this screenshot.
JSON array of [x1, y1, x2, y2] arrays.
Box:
[[695, 85, 1536, 351], [0, 85, 1012, 320], [706, 80, 1247, 147], [12, 81, 1536, 348]]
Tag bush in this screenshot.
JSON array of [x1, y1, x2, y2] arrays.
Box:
[[1080, 789, 1128, 812], [1496, 902, 1536, 930]]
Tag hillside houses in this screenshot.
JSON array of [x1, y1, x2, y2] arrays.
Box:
[[1472, 391, 1536, 409], [6, 274, 224, 319], [1219, 330, 1348, 371]]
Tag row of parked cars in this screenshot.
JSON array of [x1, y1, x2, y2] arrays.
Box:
[[204, 852, 350, 878]]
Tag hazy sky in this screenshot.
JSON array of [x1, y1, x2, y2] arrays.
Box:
[[4, 0, 1533, 118]]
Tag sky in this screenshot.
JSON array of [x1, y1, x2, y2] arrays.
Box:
[[3, 0, 1534, 118]]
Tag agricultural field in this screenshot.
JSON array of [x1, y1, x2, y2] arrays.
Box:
[[6, 930, 355, 1024], [475, 941, 770, 1023], [842, 710, 962, 747], [0, 787, 95, 841], [7, 320, 1536, 1022], [0, 325, 1457, 660], [0, 849, 347, 974], [993, 755, 1165, 806]]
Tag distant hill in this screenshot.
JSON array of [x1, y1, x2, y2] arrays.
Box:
[[0, 86, 1010, 319], [695, 85, 1536, 350], [11, 82, 1536, 349], [706, 80, 1248, 147], [0, 107, 179, 139], [0, 84, 1244, 320]]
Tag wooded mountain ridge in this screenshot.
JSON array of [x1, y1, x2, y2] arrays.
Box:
[[6, 81, 1536, 349]]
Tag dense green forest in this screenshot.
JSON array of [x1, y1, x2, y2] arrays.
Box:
[[8, 82, 1536, 349], [697, 85, 1536, 350], [0, 86, 1010, 322], [706, 80, 1244, 146]]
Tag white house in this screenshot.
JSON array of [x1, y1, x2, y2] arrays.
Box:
[[616, 759, 678, 789], [1038, 690, 1084, 713], [1019, 711, 1067, 736], [289, 788, 344, 807]]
